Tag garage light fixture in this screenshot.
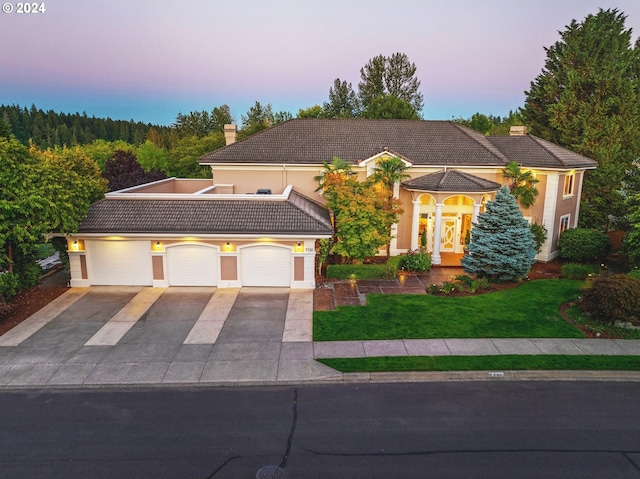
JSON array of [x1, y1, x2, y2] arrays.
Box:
[[225, 242, 231, 250], [71, 241, 78, 250]]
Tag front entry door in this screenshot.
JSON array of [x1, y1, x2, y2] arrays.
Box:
[[441, 218, 457, 252]]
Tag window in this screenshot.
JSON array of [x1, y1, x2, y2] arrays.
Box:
[[559, 214, 571, 235], [563, 172, 575, 197]]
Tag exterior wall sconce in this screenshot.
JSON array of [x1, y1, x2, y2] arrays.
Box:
[[153, 241, 163, 251], [224, 242, 231, 251], [71, 241, 78, 250], [295, 241, 304, 252]]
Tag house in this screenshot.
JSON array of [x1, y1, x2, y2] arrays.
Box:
[[66, 119, 597, 288]]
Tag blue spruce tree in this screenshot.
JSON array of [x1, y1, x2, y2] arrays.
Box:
[[461, 186, 536, 282]]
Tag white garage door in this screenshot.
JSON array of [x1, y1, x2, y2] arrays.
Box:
[[167, 244, 218, 286], [86, 240, 152, 286], [241, 245, 291, 287]]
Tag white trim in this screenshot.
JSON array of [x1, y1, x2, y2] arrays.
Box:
[[106, 184, 294, 201]]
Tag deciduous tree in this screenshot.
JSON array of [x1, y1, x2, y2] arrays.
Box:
[[103, 150, 166, 191], [358, 52, 424, 115]]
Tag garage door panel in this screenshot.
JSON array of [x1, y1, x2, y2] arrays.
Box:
[[167, 244, 217, 286], [86, 240, 152, 286], [241, 246, 290, 287]]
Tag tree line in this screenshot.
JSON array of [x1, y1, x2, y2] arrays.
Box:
[[0, 104, 171, 149]]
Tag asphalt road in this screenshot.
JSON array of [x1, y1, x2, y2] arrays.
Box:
[[1, 382, 640, 479]]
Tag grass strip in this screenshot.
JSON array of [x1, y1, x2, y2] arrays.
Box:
[[314, 279, 585, 341], [318, 355, 640, 372]]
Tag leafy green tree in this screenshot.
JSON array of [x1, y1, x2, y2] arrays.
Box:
[[273, 111, 293, 124], [522, 8, 640, 229], [323, 79, 360, 118], [501, 161, 539, 209], [240, 101, 275, 137], [461, 186, 537, 282], [1, 138, 106, 299], [316, 157, 402, 262], [297, 105, 326, 118], [173, 105, 234, 139], [80, 139, 134, 170], [455, 111, 526, 136], [361, 94, 420, 119], [166, 133, 225, 178], [358, 52, 424, 114], [371, 157, 410, 256], [135, 140, 171, 174]]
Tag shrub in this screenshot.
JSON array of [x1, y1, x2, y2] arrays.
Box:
[[326, 264, 387, 280], [0, 272, 20, 302], [560, 263, 601, 280], [403, 249, 431, 272], [580, 274, 640, 323], [628, 269, 640, 281], [382, 255, 405, 279], [558, 228, 611, 262], [530, 223, 548, 254]]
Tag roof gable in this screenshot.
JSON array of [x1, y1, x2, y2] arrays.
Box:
[[402, 170, 502, 193]]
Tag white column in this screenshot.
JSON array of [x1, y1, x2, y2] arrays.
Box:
[[472, 203, 481, 224], [411, 200, 421, 251], [432, 203, 443, 265]]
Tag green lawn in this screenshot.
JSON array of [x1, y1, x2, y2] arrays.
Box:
[[314, 279, 585, 341], [319, 355, 640, 372]]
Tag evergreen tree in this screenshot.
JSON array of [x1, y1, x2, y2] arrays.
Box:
[[323, 79, 360, 118], [239, 101, 275, 137], [461, 186, 537, 282], [358, 52, 424, 114], [522, 8, 640, 229]]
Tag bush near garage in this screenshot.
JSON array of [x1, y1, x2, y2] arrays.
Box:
[[558, 228, 611, 262], [580, 274, 640, 323]]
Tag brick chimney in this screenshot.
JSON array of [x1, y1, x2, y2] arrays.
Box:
[[224, 124, 238, 145], [509, 126, 528, 136]]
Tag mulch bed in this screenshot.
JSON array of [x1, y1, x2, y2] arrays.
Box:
[[0, 268, 69, 336]]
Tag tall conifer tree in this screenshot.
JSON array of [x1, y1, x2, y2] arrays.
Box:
[[461, 186, 536, 282]]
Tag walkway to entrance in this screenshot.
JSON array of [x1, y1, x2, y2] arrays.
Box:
[[314, 266, 466, 310]]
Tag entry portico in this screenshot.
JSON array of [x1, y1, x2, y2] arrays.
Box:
[[402, 169, 501, 265]]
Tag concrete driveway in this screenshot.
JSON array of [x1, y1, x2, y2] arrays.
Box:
[[0, 286, 339, 387]]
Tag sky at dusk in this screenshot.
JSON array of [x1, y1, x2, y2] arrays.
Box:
[[2, 0, 640, 126]]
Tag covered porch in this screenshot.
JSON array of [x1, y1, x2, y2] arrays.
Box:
[[401, 170, 502, 265]]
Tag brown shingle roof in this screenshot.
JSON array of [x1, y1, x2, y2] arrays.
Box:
[[78, 190, 333, 235], [487, 135, 597, 169], [199, 119, 509, 166], [199, 119, 597, 169], [402, 170, 502, 192]]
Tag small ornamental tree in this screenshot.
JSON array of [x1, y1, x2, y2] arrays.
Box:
[[461, 186, 537, 282]]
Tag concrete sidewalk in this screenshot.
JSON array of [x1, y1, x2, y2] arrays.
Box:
[[313, 338, 640, 358]]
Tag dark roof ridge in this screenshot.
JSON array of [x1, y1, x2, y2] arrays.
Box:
[[449, 121, 510, 164], [287, 189, 333, 229], [527, 134, 592, 168]]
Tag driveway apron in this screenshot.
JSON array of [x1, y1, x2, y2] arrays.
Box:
[[0, 287, 141, 386], [200, 288, 289, 382]]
